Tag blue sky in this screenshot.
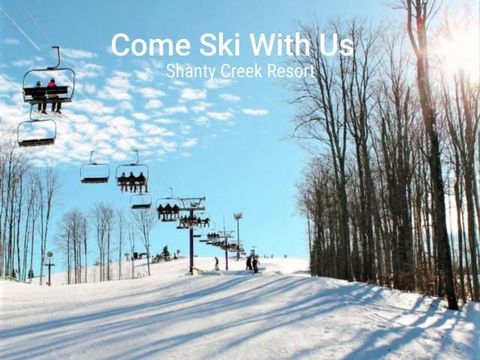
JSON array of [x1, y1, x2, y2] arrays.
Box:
[[0, 0, 391, 267]]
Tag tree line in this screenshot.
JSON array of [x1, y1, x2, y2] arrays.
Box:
[[0, 140, 158, 284], [293, 2, 479, 309]]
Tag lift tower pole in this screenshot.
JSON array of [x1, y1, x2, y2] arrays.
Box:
[[218, 230, 235, 271], [233, 212, 243, 261], [157, 196, 207, 275], [189, 209, 194, 274]]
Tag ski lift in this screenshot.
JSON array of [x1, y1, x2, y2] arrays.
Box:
[[156, 201, 181, 222], [22, 46, 75, 106], [17, 107, 56, 147], [116, 150, 149, 193], [130, 193, 152, 210], [80, 151, 110, 184]]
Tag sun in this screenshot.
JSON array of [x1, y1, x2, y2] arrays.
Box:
[[435, 15, 480, 81]]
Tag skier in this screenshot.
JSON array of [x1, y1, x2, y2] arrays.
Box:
[[253, 256, 259, 273], [47, 78, 62, 114], [35, 81, 47, 114], [118, 172, 127, 192], [214, 256, 219, 271], [246, 255, 252, 271]]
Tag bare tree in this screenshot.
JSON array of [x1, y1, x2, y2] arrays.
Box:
[[404, 0, 458, 309], [132, 208, 156, 276]]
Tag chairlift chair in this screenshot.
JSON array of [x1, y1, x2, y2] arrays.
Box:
[[22, 46, 75, 106], [80, 151, 110, 184], [130, 193, 152, 210], [156, 201, 180, 222], [116, 150, 149, 192], [17, 107, 56, 147]]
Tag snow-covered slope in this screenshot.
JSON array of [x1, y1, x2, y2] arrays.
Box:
[[1, 258, 478, 360]]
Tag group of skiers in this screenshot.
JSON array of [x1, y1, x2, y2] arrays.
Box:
[[117, 172, 148, 193], [246, 255, 259, 273], [212, 255, 260, 273]]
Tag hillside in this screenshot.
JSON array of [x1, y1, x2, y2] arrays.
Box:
[[1, 258, 479, 360]]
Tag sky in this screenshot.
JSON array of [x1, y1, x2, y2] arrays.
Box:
[[0, 0, 400, 269]]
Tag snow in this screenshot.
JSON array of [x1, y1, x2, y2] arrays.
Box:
[[1, 257, 479, 360]]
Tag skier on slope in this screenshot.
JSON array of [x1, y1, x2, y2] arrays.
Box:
[[246, 255, 252, 271], [252, 256, 259, 273]]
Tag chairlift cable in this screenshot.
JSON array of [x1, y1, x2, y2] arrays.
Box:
[[16, 0, 52, 45], [0, 7, 41, 51]]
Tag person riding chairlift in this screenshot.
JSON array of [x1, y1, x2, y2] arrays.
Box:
[[47, 78, 62, 114], [137, 172, 148, 193], [35, 81, 47, 114], [118, 172, 127, 192], [128, 171, 136, 192]]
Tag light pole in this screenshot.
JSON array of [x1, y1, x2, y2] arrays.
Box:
[[44, 251, 55, 286], [233, 212, 243, 261]]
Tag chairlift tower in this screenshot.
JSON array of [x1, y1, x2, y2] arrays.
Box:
[[157, 195, 207, 275], [218, 230, 235, 271]]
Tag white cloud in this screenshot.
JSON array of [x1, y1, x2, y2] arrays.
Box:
[[205, 78, 232, 89], [132, 112, 149, 121], [153, 118, 176, 125], [182, 138, 197, 148], [63, 48, 97, 59], [118, 101, 133, 111], [68, 99, 115, 115], [180, 124, 191, 135], [11, 59, 34, 67], [163, 105, 188, 115], [207, 111, 233, 121], [136, 87, 166, 99], [141, 124, 175, 137], [135, 69, 154, 82], [219, 93, 241, 102], [180, 88, 207, 101], [83, 83, 96, 95], [4, 38, 20, 45], [195, 116, 209, 126], [98, 72, 132, 101], [190, 101, 213, 113], [145, 99, 163, 109], [77, 63, 104, 79], [242, 108, 269, 116]]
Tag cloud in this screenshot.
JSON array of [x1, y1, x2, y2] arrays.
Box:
[[4, 38, 20, 46], [163, 105, 188, 115], [190, 101, 213, 113], [242, 108, 269, 116], [141, 124, 175, 137], [135, 69, 154, 82], [132, 112, 149, 121], [67, 99, 116, 115], [219, 93, 241, 102], [11, 59, 34, 67], [153, 118, 176, 125], [180, 124, 191, 135], [77, 63, 104, 79], [195, 116, 209, 126], [205, 78, 232, 89], [171, 80, 187, 86], [83, 83, 96, 95], [136, 87, 166, 99], [207, 111, 233, 121], [98, 72, 132, 101], [118, 101, 133, 111], [63, 48, 98, 59], [182, 138, 197, 148], [180, 88, 207, 101], [145, 99, 163, 109]]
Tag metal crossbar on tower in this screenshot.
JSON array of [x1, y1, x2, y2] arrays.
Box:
[[156, 196, 207, 274]]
